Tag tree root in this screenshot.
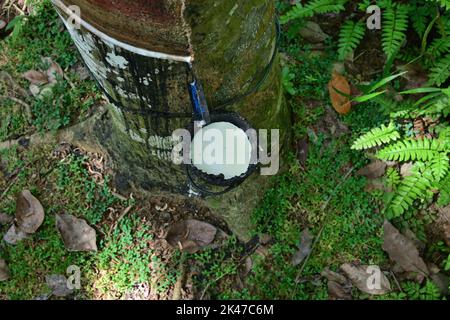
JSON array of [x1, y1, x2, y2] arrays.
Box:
[[0, 106, 107, 152]]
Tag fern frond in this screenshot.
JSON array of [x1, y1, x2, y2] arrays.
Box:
[[352, 122, 400, 150], [437, 124, 450, 144], [382, 4, 409, 60], [426, 0, 450, 10], [337, 20, 365, 60], [430, 153, 450, 181], [427, 37, 450, 59], [437, 172, 450, 207], [374, 95, 415, 117], [412, 7, 435, 38], [398, 50, 421, 64], [429, 54, 450, 86], [386, 167, 401, 189], [386, 163, 434, 218], [416, 96, 450, 117], [281, 0, 347, 23], [377, 138, 447, 162]]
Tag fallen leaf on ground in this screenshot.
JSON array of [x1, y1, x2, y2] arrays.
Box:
[[166, 219, 217, 253], [328, 72, 351, 115], [0, 212, 13, 225], [296, 138, 309, 169], [259, 234, 272, 245], [29, 84, 40, 97], [0, 259, 10, 281], [340, 263, 391, 295], [3, 224, 28, 245], [239, 257, 253, 278], [321, 268, 352, 300], [357, 160, 387, 179], [56, 213, 98, 252], [22, 70, 48, 85], [292, 229, 314, 266], [16, 190, 45, 234], [327, 281, 352, 300], [364, 178, 387, 192], [299, 21, 329, 44], [400, 162, 414, 177], [45, 274, 73, 297], [71, 62, 90, 81], [46, 61, 64, 84], [321, 268, 348, 284], [430, 273, 449, 296], [382, 220, 429, 282], [444, 224, 450, 247]]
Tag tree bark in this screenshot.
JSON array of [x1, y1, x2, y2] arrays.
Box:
[[53, 0, 290, 239]]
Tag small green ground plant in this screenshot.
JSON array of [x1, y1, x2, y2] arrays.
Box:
[[0, 0, 101, 140]]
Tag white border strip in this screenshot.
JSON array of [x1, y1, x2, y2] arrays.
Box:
[[52, 0, 193, 64]]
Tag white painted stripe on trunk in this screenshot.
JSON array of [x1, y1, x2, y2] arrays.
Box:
[[52, 0, 194, 64]]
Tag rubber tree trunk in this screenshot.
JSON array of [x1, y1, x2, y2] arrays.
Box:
[[53, 0, 290, 240]]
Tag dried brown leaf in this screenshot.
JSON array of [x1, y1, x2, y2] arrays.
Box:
[[296, 138, 309, 168], [341, 263, 391, 295], [29, 84, 40, 97], [0, 212, 13, 225], [299, 21, 329, 44], [3, 224, 28, 245], [382, 220, 429, 281], [56, 213, 97, 252], [22, 70, 48, 85], [321, 268, 348, 284], [166, 219, 217, 254], [0, 259, 9, 281], [46, 62, 64, 84], [328, 280, 352, 300], [328, 72, 351, 115], [292, 229, 313, 266], [45, 274, 73, 297], [357, 160, 387, 179], [16, 190, 45, 234], [321, 268, 352, 300]]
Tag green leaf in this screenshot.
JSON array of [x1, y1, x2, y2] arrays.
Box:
[[337, 20, 365, 61], [386, 163, 434, 218], [382, 4, 409, 60], [377, 139, 447, 162], [353, 91, 387, 103], [429, 54, 450, 86], [400, 87, 442, 95], [352, 122, 400, 150], [281, 0, 347, 24], [368, 71, 408, 93]]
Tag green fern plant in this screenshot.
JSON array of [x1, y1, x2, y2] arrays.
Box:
[[426, 0, 450, 10], [427, 37, 450, 58], [351, 122, 400, 150], [429, 54, 450, 85], [386, 163, 434, 218], [382, 4, 410, 60], [337, 20, 366, 60], [280, 0, 347, 24], [376, 138, 447, 162], [437, 172, 450, 206], [353, 83, 449, 218], [386, 167, 401, 189], [430, 153, 450, 180]]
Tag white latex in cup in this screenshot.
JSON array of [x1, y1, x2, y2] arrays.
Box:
[[190, 122, 252, 180]]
